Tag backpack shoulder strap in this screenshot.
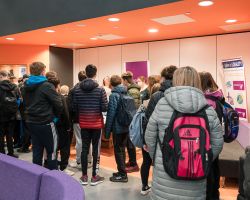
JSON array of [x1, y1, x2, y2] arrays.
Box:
[[200, 105, 211, 133]]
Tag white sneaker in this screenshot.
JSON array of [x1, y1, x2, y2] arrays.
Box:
[[69, 161, 81, 169], [63, 168, 75, 176]]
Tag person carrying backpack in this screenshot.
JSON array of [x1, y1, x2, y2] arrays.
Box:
[[145, 66, 224, 200], [0, 70, 19, 158], [122, 71, 140, 173], [105, 75, 132, 182], [200, 71, 225, 200]]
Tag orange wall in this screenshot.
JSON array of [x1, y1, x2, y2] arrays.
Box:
[[0, 44, 49, 69]]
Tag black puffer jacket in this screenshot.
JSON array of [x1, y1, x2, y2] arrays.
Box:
[[23, 76, 63, 124], [143, 80, 172, 144], [0, 80, 18, 122]]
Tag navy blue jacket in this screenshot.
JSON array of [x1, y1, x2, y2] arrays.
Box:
[[105, 85, 128, 138], [73, 78, 108, 129]]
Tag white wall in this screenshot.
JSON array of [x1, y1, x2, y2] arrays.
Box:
[[99, 45, 122, 83], [73, 32, 250, 120], [149, 40, 179, 75], [180, 36, 217, 79]]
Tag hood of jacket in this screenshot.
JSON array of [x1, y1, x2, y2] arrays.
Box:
[[205, 89, 224, 100], [80, 78, 99, 92], [159, 80, 172, 92], [165, 86, 208, 113], [112, 84, 127, 94], [24, 75, 47, 91], [127, 83, 140, 91], [0, 80, 16, 91]]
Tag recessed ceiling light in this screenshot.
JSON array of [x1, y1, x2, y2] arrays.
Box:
[[76, 24, 86, 27], [185, 12, 191, 15], [148, 28, 159, 33], [6, 37, 15, 41], [90, 37, 98, 40], [108, 17, 120, 22], [45, 30, 55, 33], [50, 43, 56, 46], [198, 1, 214, 7], [225, 19, 237, 23]]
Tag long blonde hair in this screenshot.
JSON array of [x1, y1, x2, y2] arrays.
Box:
[[173, 66, 202, 90]]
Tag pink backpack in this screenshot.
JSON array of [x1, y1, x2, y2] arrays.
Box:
[[158, 106, 213, 180]]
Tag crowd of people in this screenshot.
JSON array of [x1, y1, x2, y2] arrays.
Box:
[[0, 61, 225, 200]]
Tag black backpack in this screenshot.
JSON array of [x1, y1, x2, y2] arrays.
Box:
[[0, 89, 18, 119], [116, 93, 137, 127]]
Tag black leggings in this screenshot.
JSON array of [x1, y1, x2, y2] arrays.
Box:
[[140, 148, 152, 187], [206, 157, 220, 200]]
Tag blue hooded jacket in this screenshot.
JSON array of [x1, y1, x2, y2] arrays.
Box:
[[105, 85, 129, 138]]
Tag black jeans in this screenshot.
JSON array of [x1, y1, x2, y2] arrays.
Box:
[[0, 121, 15, 155], [113, 133, 128, 175], [28, 122, 58, 170], [206, 157, 220, 200], [126, 137, 137, 166], [81, 129, 101, 177], [141, 147, 152, 187], [57, 124, 70, 171], [21, 121, 31, 150]]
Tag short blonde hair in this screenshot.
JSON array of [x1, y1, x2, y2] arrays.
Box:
[[172, 66, 201, 90], [60, 85, 69, 95]]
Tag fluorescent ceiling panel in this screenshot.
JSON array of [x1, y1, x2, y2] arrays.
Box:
[[219, 22, 250, 31], [96, 34, 124, 40], [151, 14, 195, 25]]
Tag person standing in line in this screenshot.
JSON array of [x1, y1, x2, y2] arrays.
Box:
[[121, 71, 140, 173], [68, 71, 88, 169], [23, 62, 63, 170], [57, 85, 75, 176], [105, 75, 129, 182], [73, 64, 108, 186], [200, 71, 225, 200], [0, 70, 19, 158], [17, 74, 31, 153], [137, 76, 149, 102], [103, 76, 112, 100], [140, 65, 177, 196], [145, 66, 224, 200]]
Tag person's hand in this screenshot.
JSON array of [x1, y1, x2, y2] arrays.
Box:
[[143, 145, 149, 152]]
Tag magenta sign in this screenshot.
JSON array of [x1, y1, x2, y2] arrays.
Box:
[[233, 81, 245, 90], [125, 61, 148, 80], [235, 108, 247, 118]]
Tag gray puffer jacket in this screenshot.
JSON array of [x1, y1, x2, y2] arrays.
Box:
[[145, 86, 224, 200]]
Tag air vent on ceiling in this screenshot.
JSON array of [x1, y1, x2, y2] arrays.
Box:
[[151, 14, 195, 25]]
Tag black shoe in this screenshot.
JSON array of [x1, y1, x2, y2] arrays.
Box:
[[141, 185, 151, 196], [7, 153, 19, 158], [17, 148, 31, 153], [110, 173, 128, 183]]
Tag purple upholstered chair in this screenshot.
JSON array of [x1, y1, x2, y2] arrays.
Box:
[[0, 153, 49, 200], [39, 170, 84, 200]]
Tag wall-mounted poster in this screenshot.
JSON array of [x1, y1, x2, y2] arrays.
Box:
[[222, 58, 248, 120], [124, 61, 149, 80]]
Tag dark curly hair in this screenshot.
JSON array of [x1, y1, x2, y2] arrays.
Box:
[[161, 65, 177, 80]]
